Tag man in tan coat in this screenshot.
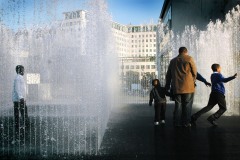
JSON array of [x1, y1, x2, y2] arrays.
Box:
[[165, 47, 197, 127]]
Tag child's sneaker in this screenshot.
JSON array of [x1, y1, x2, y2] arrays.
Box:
[[154, 122, 159, 125], [161, 120, 165, 124]]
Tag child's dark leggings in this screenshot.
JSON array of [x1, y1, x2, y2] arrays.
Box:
[[154, 102, 166, 122], [193, 92, 226, 120]]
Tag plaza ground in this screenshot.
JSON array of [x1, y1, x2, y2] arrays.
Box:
[[1, 102, 240, 159]]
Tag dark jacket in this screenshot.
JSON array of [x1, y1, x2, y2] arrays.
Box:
[[149, 86, 166, 105]]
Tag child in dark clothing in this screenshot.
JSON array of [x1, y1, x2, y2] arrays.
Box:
[[191, 64, 237, 126], [149, 79, 167, 125]]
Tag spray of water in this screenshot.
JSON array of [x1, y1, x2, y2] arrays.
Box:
[[157, 5, 240, 115], [0, 0, 117, 157]]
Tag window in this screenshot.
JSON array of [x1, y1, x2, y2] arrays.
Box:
[[142, 40, 144, 42], [141, 65, 145, 69], [154, 44, 156, 47], [146, 44, 148, 47], [150, 34, 152, 37], [150, 49, 152, 52], [132, 40, 134, 43], [139, 35, 141, 38], [151, 65, 155, 69], [150, 39, 152, 42], [126, 65, 129, 69], [146, 35, 148, 37], [154, 39, 156, 42], [146, 39, 148, 42], [130, 65, 134, 69], [146, 49, 148, 52], [163, 5, 172, 25], [132, 35, 134, 38], [146, 65, 150, 69], [136, 65, 140, 69]]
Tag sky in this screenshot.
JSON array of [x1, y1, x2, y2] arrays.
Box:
[[107, 0, 164, 25], [0, 0, 164, 28]]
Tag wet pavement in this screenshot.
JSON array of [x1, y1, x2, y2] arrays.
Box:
[[1, 102, 240, 159], [98, 103, 240, 160]]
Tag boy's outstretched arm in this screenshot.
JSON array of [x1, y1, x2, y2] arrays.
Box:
[[222, 73, 237, 83]]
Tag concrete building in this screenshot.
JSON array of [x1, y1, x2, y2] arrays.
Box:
[[160, 0, 240, 33], [60, 10, 158, 88], [112, 22, 158, 86]]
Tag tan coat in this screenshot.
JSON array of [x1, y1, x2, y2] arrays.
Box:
[[165, 54, 197, 94]]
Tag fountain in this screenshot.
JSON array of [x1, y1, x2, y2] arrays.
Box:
[[0, 0, 117, 157], [157, 5, 240, 116]]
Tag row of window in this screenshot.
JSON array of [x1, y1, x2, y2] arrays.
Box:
[[132, 44, 156, 48], [121, 65, 156, 70], [129, 26, 157, 33], [115, 37, 128, 42], [132, 39, 156, 43], [131, 34, 156, 38], [132, 49, 156, 53], [62, 21, 83, 27]]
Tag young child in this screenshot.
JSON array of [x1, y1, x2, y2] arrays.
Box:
[[149, 79, 167, 125], [191, 63, 237, 126]]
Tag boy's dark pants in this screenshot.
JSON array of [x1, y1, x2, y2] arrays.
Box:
[[154, 102, 166, 122], [193, 92, 227, 120], [14, 101, 30, 138]]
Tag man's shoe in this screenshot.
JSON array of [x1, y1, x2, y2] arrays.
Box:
[[207, 117, 218, 126], [154, 122, 159, 125], [161, 120, 165, 124], [184, 123, 191, 128], [191, 116, 197, 126]]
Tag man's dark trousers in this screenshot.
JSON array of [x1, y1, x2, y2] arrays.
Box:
[[14, 101, 30, 138], [174, 93, 194, 126]]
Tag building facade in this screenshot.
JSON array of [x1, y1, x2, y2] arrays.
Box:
[[60, 10, 158, 89], [112, 22, 158, 87], [160, 0, 240, 33]]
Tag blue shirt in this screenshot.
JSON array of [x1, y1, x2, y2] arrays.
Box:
[[211, 72, 235, 95]]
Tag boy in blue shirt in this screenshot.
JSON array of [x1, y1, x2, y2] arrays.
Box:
[[191, 63, 237, 126]]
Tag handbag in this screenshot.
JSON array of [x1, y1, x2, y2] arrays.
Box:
[[153, 88, 166, 103]]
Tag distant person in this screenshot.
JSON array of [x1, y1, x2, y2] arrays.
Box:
[[191, 64, 237, 126], [165, 47, 197, 127], [149, 79, 167, 125], [12, 65, 29, 140]]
